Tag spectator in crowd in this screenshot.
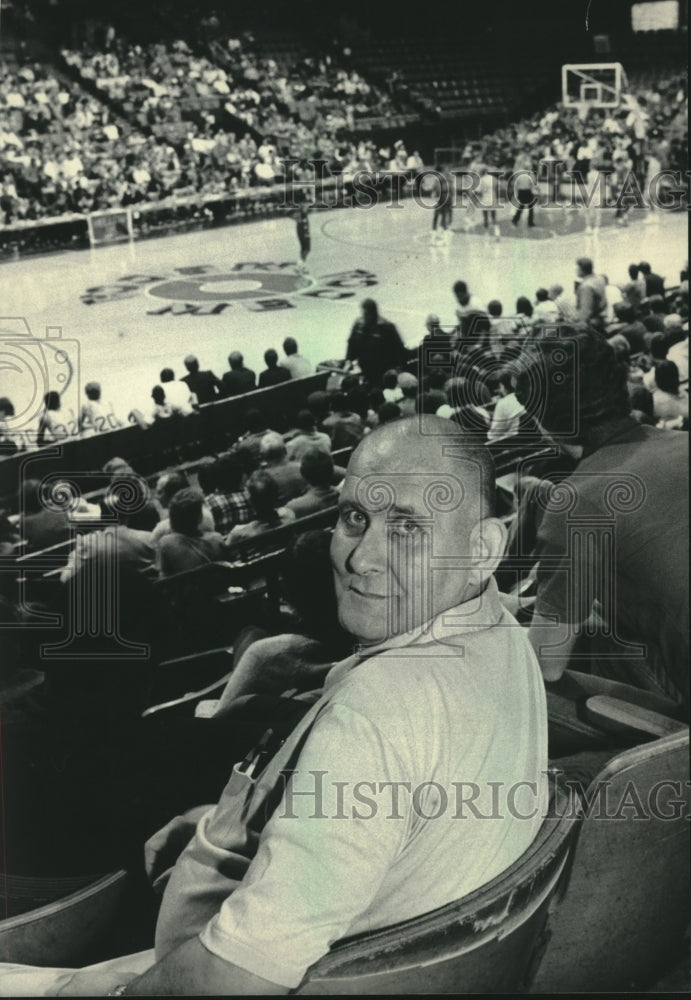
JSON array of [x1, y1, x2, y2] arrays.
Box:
[[515, 297, 534, 332], [397, 373, 419, 417], [453, 280, 486, 325], [652, 361, 688, 422], [36, 390, 74, 447], [260, 432, 307, 505], [60, 502, 159, 584], [305, 390, 331, 431], [666, 316, 688, 382], [201, 453, 253, 534], [323, 391, 365, 449], [159, 368, 196, 414], [340, 374, 369, 421], [487, 300, 517, 358], [286, 409, 331, 462], [607, 333, 631, 366], [575, 257, 607, 327], [345, 298, 407, 386], [286, 449, 340, 518], [533, 288, 559, 323], [602, 275, 623, 324], [280, 337, 313, 379], [641, 333, 669, 390], [608, 302, 647, 354], [377, 400, 402, 424], [149, 385, 174, 422], [548, 284, 578, 324], [221, 351, 256, 397], [159, 488, 227, 577], [629, 385, 656, 426], [642, 297, 667, 335], [19, 477, 71, 552], [152, 469, 214, 545], [620, 263, 647, 311], [422, 370, 449, 414], [181, 355, 222, 405], [517, 325, 689, 708], [79, 381, 122, 436], [98, 458, 150, 521], [233, 409, 274, 470], [227, 469, 295, 543], [420, 313, 454, 366], [382, 369, 403, 404], [638, 261, 665, 297], [258, 348, 291, 389], [0, 397, 24, 455], [487, 370, 525, 441], [364, 387, 385, 425], [102, 456, 135, 478]]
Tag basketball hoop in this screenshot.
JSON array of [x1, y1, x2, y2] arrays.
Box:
[[562, 63, 627, 109]]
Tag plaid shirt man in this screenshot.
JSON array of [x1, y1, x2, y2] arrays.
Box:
[[206, 488, 254, 534]]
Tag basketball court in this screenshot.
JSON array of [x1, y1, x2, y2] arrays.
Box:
[[1, 196, 686, 437]]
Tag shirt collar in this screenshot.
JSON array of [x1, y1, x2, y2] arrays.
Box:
[[324, 577, 504, 690]]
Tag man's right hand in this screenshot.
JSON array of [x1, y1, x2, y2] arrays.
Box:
[[144, 806, 211, 888]]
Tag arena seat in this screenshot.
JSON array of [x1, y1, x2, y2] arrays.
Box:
[[141, 670, 233, 722], [152, 562, 262, 656], [223, 505, 338, 610], [530, 727, 690, 992], [143, 645, 235, 709], [296, 783, 577, 994], [0, 870, 130, 967], [198, 371, 330, 451]]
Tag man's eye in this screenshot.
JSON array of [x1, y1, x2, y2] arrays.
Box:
[[392, 518, 423, 536], [341, 508, 367, 531]]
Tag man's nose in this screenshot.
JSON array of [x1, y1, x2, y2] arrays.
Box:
[[346, 522, 388, 576]]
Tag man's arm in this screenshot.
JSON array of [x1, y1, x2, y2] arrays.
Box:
[[59, 533, 87, 584], [576, 284, 596, 322], [528, 610, 577, 682], [124, 937, 288, 996], [345, 326, 359, 363]]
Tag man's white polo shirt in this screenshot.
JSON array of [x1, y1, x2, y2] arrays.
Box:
[[156, 577, 548, 987]]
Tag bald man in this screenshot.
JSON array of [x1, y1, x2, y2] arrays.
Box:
[[49, 417, 548, 997]]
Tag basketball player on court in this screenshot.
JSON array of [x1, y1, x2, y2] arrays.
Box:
[[431, 167, 453, 244], [477, 165, 501, 242], [296, 202, 311, 271], [511, 148, 537, 229]]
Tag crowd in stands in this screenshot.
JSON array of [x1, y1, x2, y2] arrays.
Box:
[[1, 25, 412, 225], [0, 58, 156, 222], [63, 29, 396, 159]]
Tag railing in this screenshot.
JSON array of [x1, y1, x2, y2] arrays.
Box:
[[0, 372, 330, 510]]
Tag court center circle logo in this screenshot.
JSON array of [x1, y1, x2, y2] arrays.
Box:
[[81, 262, 378, 314]]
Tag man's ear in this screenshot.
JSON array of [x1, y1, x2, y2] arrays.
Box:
[[468, 517, 507, 582]]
